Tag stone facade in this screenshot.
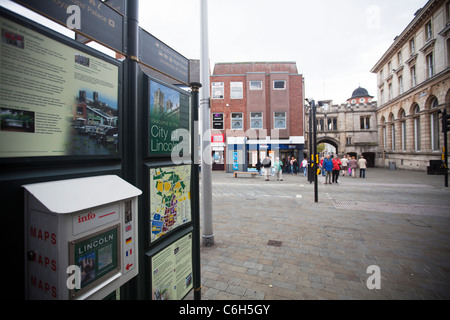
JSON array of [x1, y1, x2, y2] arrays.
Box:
[[371, 0, 450, 171], [305, 88, 379, 167]]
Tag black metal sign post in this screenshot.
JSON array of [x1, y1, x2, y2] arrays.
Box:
[[190, 82, 202, 300], [442, 108, 449, 188], [308, 103, 314, 184], [312, 100, 319, 203]]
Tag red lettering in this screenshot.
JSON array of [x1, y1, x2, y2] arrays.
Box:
[[51, 259, 57, 272], [29, 226, 56, 245], [32, 254, 57, 271], [30, 276, 57, 298], [30, 226, 36, 238], [77, 212, 96, 224]]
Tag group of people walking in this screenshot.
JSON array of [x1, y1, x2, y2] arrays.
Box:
[[256, 154, 368, 184], [321, 154, 367, 184]]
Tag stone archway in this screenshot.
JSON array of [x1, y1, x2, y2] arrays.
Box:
[[317, 137, 340, 155]]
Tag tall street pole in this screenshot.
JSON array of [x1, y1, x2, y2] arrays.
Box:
[[200, 0, 214, 246], [312, 100, 319, 203]]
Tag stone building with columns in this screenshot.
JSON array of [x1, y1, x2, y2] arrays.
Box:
[[305, 87, 379, 167], [370, 0, 450, 171]]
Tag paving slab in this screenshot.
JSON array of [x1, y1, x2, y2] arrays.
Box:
[[186, 168, 450, 300]]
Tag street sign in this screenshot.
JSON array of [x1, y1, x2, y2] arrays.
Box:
[[140, 28, 190, 85], [13, 0, 124, 53]]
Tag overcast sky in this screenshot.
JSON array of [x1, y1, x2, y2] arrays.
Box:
[[1, 0, 429, 103], [138, 0, 428, 104]]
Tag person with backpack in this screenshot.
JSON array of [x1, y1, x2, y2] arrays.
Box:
[[262, 155, 272, 181]]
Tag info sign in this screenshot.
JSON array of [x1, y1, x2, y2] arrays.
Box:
[[0, 12, 120, 158], [12, 0, 124, 53]]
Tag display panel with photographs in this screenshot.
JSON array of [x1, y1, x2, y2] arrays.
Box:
[[147, 76, 190, 157], [0, 12, 120, 159], [69, 225, 120, 299]]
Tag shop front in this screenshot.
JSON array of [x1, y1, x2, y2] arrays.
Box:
[[211, 134, 225, 171], [226, 136, 304, 173]]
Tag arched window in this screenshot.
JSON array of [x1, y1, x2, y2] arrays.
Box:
[[413, 105, 421, 151], [389, 113, 396, 151], [400, 109, 407, 151], [430, 98, 440, 151], [380, 116, 386, 149]]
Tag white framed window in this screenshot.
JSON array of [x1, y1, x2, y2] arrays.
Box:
[[431, 98, 440, 151], [249, 81, 262, 91], [399, 76, 404, 94], [446, 1, 450, 22], [427, 52, 434, 78], [273, 80, 286, 90], [274, 112, 286, 129], [411, 66, 417, 87], [383, 126, 387, 149], [413, 105, 421, 151], [400, 110, 407, 151], [231, 112, 243, 130], [212, 82, 224, 99], [250, 112, 263, 129], [425, 20, 433, 41], [230, 82, 243, 99], [388, 83, 393, 100], [392, 124, 396, 151], [410, 38, 416, 54], [398, 51, 403, 65]]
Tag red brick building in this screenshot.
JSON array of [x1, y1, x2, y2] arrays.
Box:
[[210, 62, 305, 172]]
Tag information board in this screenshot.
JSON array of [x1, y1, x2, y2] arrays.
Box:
[[147, 76, 190, 156], [0, 13, 120, 158], [69, 225, 120, 299], [151, 232, 193, 300], [149, 165, 191, 243]]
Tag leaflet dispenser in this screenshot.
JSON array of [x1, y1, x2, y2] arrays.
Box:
[[24, 175, 142, 300]]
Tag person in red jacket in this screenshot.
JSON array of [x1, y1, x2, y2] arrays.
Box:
[[332, 155, 342, 184]]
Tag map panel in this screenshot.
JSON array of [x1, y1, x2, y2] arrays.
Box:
[[150, 165, 191, 242]]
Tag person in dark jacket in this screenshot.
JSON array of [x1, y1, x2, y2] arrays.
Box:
[[256, 160, 262, 176]]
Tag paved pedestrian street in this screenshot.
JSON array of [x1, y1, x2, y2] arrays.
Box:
[[186, 168, 450, 300]]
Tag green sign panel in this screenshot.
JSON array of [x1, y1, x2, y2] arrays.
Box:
[[71, 226, 119, 293], [147, 76, 190, 157]]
